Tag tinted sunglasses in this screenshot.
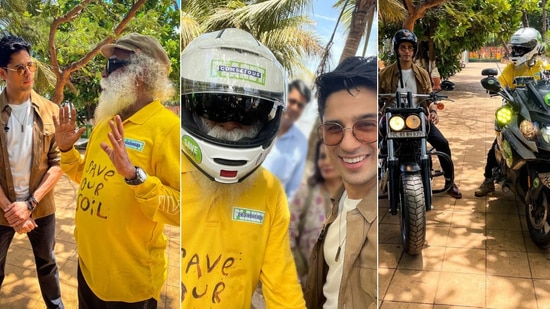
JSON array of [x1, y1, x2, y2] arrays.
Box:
[[2, 61, 37, 76], [105, 58, 131, 75]]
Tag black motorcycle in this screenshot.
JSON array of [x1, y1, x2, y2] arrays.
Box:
[[378, 82, 455, 255], [481, 69, 550, 248]]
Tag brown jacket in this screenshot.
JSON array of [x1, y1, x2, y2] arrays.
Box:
[[0, 89, 60, 225], [379, 61, 432, 112], [304, 186, 377, 309]]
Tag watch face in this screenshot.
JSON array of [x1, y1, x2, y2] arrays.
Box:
[[136, 167, 146, 181], [126, 167, 146, 185]]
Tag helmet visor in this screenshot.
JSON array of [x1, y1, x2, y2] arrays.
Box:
[[511, 46, 532, 57], [183, 93, 276, 126]]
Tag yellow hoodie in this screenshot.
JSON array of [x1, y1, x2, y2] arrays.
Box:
[[61, 101, 180, 302], [181, 155, 305, 308]]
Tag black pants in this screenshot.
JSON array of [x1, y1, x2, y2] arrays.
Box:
[[77, 265, 157, 309], [0, 214, 64, 309], [428, 123, 454, 180], [484, 139, 499, 179]]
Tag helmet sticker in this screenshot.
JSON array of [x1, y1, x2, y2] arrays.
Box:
[[545, 93, 550, 106], [182, 135, 202, 163], [211, 59, 266, 85]]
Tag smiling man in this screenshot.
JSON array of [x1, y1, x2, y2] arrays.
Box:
[[304, 56, 377, 309]]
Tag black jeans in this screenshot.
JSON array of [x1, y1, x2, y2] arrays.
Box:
[[0, 214, 64, 309], [484, 139, 499, 179], [77, 265, 157, 309], [428, 123, 454, 180]]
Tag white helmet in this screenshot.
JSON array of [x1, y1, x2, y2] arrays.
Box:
[[509, 27, 544, 66], [181, 28, 286, 183]]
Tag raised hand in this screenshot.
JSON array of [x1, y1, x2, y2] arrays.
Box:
[[53, 104, 86, 152], [100, 115, 136, 180]]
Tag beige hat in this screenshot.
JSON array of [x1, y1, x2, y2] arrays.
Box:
[[100, 33, 171, 73]]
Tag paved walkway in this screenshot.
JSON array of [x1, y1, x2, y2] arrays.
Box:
[[379, 62, 550, 308], [0, 174, 179, 308]]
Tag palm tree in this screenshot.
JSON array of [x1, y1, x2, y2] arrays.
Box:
[[181, 0, 324, 76], [378, 0, 407, 26], [337, 0, 377, 63]]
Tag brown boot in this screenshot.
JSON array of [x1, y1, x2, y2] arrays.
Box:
[[447, 183, 462, 199], [474, 178, 495, 197]]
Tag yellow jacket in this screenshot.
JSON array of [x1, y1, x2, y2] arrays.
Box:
[[498, 59, 550, 89], [61, 101, 180, 302], [181, 155, 305, 308]]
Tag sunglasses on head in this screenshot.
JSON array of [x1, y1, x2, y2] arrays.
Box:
[[105, 58, 131, 75], [2, 61, 37, 76]]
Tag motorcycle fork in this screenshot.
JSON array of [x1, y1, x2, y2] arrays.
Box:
[[387, 139, 399, 215], [420, 138, 432, 211]]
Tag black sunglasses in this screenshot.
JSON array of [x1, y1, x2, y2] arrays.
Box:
[[105, 58, 131, 75]]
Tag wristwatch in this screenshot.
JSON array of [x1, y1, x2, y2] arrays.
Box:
[[125, 166, 147, 185]]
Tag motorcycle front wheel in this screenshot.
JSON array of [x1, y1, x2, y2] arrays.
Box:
[[526, 187, 550, 248], [400, 172, 426, 255]]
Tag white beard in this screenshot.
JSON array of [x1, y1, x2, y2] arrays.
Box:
[[95, 72, 137, 123], [189, 169, 258, 204], [199, 117, 260, 141]]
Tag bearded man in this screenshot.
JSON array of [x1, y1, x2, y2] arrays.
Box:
[[53, 33, 180, 308], [180, 28, 305, 309]]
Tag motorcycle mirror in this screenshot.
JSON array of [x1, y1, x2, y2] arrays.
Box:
[[481, 76, 501, 92], [482, 68, 498, 76], [440, 80, 455, 91]]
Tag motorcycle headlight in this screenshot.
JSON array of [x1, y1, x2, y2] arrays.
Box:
[[541, 124, 550, 143], [496, 106, 513, 125], [405, 115, 421, 130], [389, 116, 405, 131], [519, 119, 536, 140]]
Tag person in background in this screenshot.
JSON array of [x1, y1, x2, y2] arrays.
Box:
[[304, 56, 377, 309], [54, 33, 179, 308], [476, 27, 550, 196], [263, 79, 311, 201], [289, 140, 342, 287], [0, 34, 64, 309]]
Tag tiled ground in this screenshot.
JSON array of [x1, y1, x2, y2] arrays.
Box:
[[0, 174, 180, 309], [379, 62, 550, 308]]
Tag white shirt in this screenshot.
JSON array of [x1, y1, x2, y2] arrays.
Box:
[[322, 191, 362, 308], [7, 99, 33, 200], [396, 68, 419, 106]]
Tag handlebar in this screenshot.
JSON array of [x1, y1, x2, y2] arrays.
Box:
[[379, 92, 451, 101]]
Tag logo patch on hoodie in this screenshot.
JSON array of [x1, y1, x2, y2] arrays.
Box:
[[124, 138, 145, 152], [232, 207, 265, 224]]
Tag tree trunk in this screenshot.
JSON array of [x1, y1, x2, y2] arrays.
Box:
[[338, 0, 375, 63], [403, 0, 448, 30], [542, 0, 547, 41], [49, 0, 147, 104]]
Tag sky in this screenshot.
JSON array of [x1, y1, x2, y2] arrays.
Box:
[[297, 0, 378, 137]]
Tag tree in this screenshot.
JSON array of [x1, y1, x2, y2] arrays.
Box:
[[182, 0, 324, 77], [3, 0, 180, 119], [379, 0, 530, 79], [338, 0, 377, 63], [402, 0, 448, 30]]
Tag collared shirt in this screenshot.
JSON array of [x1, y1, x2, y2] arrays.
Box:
[[0, 89, 60, 225], [262, 124, 308, 201]]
